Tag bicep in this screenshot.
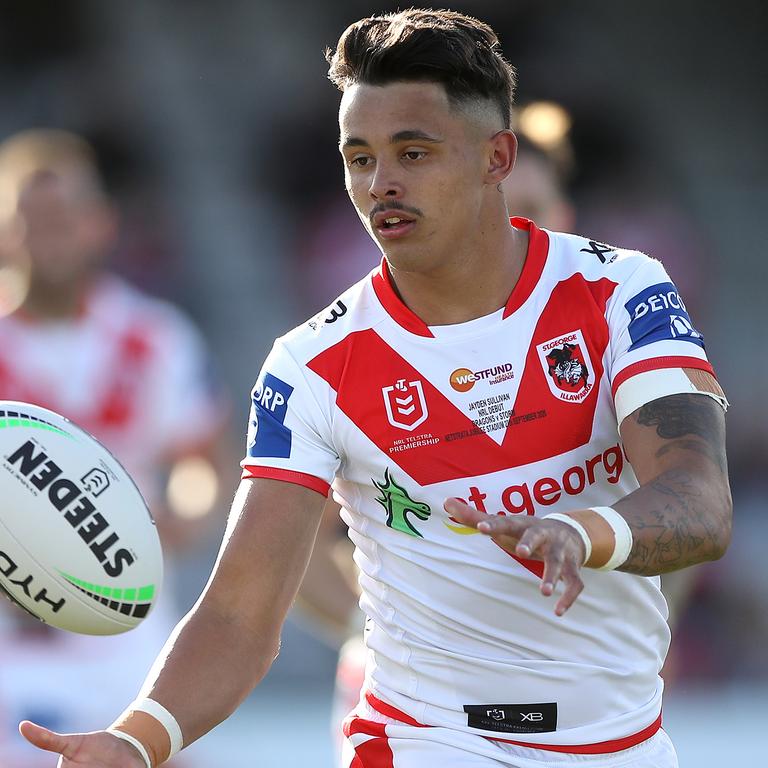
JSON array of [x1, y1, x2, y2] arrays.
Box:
[[202, 478, 327, 629], [619, 370, 728, 484]]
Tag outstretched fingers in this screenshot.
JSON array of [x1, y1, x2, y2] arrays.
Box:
[[514, 526, 550, 559], [18, 722, 144, 767], [443, 500, 588, 615], [443, 497, 487, 526], [19, 721, 82, 757], [553, 558, 584, 616]]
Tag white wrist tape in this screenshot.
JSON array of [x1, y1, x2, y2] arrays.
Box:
[[543, 513, 592, 565], [130, 698, 184, 758], [589, 506, 633, 570], [107, 729, 152, 768]]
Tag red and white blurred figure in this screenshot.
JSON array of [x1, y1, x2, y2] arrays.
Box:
[[0, 129, 230, 767]]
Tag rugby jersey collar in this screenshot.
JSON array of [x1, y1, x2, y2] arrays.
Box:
[[370, 217, 549, 338]]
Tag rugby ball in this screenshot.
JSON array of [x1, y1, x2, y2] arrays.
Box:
[[0, 401, 163, 635]]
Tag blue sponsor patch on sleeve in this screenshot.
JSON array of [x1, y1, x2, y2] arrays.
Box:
[[247, 372, 294, 459], [624, 281, 705, 352]]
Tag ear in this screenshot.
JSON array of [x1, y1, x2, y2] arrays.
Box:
[[485, 130, 517, 186]]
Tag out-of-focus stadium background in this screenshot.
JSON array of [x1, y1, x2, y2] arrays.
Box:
[[0, 0, 766, 764]]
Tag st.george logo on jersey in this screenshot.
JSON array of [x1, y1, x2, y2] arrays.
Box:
[[537, 330, 593, 404], [382, 378, 428, 431]]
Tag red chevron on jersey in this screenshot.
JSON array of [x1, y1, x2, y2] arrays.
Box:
[[307, 274, 617, 486]]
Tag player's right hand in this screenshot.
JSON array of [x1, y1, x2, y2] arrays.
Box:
[[444, 498, 586, 615], [19, 721, 147, 767]]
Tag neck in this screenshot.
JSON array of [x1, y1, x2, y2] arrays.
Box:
[[21, 278, 92, 320], [386, 215, 528, 326]]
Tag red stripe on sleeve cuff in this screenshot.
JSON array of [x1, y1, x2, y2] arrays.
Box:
[[240, 466, 330, 497], [612, 356, 715, 397]]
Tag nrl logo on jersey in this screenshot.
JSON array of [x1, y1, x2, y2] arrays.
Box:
[[537, 330, 594, 403], [382, 378, 428, 431]]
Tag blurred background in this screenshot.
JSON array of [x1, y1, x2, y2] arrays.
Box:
[[0, 0, 765, 765]]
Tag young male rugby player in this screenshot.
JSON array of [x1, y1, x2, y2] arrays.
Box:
[[21, 9, 731, 768]]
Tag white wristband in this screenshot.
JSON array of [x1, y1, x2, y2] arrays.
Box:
[[589, 506, 633, 570], [130, 698, 184, 758], [107, 729, 152, 768], [543, 513, 592, 565]]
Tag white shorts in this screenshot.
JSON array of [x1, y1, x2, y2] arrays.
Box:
[[341, 698, 678, 768]]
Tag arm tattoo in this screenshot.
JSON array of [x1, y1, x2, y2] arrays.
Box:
[[617, 394, 731, 574], [619, 469, 727, 574], [636, 395, 727, 473]]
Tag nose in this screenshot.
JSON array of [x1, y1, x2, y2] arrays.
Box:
[[368, 160, 403, 201]]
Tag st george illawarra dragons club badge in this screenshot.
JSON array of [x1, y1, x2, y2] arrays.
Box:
[[537, 330, 594, 403]]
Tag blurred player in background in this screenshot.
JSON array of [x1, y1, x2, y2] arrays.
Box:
[[0, 129, 230, 767]]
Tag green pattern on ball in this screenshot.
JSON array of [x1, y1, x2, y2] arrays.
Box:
[[59, 572, 155, 600], [59, 571, 156, 619], [0, 415, 71, 438]]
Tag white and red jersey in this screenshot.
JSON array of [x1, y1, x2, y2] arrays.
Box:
[[242, 218, 715, 750], [0, 274, 224, 508]]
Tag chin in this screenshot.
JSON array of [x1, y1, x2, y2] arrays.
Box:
[[381, 249, 431, 275]]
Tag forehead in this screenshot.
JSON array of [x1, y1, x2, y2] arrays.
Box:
[[17, 168, 100, 210], [339, 81, 458, 142]]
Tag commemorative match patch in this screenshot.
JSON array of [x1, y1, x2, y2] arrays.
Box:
[[537, 330, 593, 404]]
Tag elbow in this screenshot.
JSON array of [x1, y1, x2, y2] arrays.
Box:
[[246, 647, 275, 691], [252, 632, 283, 683], [708, 486, 733, 561]]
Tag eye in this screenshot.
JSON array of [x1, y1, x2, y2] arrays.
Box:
[[348, 155, 373, 168], [403, 150, 426, 161]]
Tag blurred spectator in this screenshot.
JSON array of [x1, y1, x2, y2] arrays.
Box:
[[0, 129, 231, 767], [502, 135, 575, 233], [295, 197, 380, 313]]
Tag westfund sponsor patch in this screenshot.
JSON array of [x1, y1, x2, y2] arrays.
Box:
[[463, 703, 557, 734], [624, 281, 704, 352]]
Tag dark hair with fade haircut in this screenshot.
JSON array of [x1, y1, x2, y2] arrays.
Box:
[[326, 8, 517, 128]]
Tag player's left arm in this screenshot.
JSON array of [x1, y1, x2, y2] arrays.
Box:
[[446, 369, 731, 614], [613, 368, 732, 575]]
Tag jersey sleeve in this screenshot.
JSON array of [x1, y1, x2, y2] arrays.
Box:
[[240, 340, 339, 496], [152, 315, 228, 450], [606, 256, 723, 425]]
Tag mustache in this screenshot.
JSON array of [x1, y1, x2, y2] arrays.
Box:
[[369, 201, 423, 225]]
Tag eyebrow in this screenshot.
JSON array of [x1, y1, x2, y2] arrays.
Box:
[[340, 129, 443, 149]]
